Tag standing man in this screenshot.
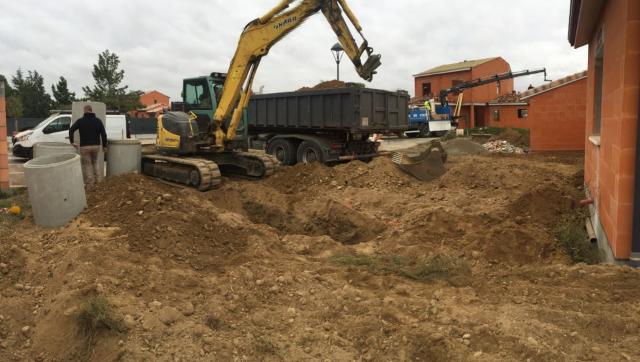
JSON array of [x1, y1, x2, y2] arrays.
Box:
[[424, 99, 432, 121], [69, 105, 107, 184]]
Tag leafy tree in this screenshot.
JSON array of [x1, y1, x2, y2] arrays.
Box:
[[11, 69, 52, 117], [83, 49, 130, 110], [51, 76, 76, 109], [6, 96, 23, 119], [119, 90, 144, 112]]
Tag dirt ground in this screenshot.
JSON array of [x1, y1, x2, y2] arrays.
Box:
[[1, 149, 639, 362]]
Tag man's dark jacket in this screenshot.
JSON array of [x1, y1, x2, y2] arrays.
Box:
[[69, 113, 107, 147]]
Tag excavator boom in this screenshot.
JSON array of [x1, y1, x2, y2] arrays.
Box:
[[215, 0, 382, 145]]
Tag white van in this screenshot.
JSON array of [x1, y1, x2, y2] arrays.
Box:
[[12, 112, 130, 158]]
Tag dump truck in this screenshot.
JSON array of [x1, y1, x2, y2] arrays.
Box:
[[246, 87, 409, 165]]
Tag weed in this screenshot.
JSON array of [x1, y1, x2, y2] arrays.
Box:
[[77, 295, 125, 358], [328, 253, 471, 285], [555, 215, 601, 264], [204, 315, 224, 330]]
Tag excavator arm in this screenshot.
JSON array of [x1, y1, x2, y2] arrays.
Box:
[[214, 0, 382, 146]]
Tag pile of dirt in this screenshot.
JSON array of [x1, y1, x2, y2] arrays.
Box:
[[261, 157, 418, 194], [442, 138, 489, 155], [84, 174, 269, 271], [3, 152, 640, 362], [509, 183, 577, 225], [297, 80, 347, 92]]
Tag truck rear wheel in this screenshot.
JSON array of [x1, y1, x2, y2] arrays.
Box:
[[267, 139, 297, 166], [419, 124, 431, 138], [297, 141, 324, 164]]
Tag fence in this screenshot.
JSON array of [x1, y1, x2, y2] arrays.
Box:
[[6, 117, 158, 137]]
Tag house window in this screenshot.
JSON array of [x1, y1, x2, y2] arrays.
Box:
[[518, 109, 528, 118], [593, 27, 605, 135], [422, 82, 432, 97], [493, 110, 500, 121], [153, 99, 158, 104]]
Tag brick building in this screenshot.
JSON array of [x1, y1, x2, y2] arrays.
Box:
[[0, 82, 8, 190], [413, 57, 514, 128], [569, 0, 639, 262], [131, 90, 170, 118], [485, 71, 588, 151]]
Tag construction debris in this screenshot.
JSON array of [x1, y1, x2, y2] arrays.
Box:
[[483, 140, 525, 154]]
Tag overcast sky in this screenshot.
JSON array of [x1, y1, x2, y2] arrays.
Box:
[[0, 0, 587, 100]]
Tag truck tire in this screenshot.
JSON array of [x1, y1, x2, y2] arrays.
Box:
[[419, 124, 431, 138], [267, 139, 297, 166], [297, 141, 325, 164]]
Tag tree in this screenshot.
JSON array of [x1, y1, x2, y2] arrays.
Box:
[[11, 69, 52, 117], [120, 90, 144, 112], [51, 76, 76, 109], [6, 96, 23, 119], [83, 49, 130, 109]]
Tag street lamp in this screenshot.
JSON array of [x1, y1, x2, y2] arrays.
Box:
[[331, 42, 344, 81]]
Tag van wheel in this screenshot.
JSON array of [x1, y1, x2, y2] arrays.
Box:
[[267, 139, 297, 165], [297, 141, 324, 164]]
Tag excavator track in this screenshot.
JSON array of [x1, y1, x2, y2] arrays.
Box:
[[141, 155, 222, 191], [235, 151, 278, 179], [204, 151, 278, 180]]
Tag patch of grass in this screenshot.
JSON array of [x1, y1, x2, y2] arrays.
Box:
[[253, 336, 278, 355], [77, 296, 125, 358], [555, 215, 601, 264], [328, 253, 471, 285]]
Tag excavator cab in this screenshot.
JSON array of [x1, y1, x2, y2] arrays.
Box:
[[156, 74, 249, 154]]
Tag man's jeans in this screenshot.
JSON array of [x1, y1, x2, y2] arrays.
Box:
[[79, 145, 103, 184]]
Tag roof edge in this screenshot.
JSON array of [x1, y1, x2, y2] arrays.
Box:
[[413, 68, 472, 78], [520, 72, 587, 100]]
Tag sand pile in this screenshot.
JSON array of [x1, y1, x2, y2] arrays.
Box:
[[442, 138, 489, 155]]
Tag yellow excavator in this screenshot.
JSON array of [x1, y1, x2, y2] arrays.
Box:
[[142, 0, 382, 190]]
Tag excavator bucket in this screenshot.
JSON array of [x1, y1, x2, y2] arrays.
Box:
[[391, 140, 447, 181]]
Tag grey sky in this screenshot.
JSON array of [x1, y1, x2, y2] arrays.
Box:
[[0, 0, 586, 101]]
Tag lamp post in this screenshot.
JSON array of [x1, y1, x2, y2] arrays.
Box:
[[331, 42, 344, 81]]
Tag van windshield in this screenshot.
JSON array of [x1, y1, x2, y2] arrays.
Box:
[[34, 114, 59, 130]]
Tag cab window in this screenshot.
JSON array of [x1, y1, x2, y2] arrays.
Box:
[[43, 116, 71, 134], [184, 80, 212, 109]]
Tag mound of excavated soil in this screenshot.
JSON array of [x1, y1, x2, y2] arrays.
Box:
[[442, 138, 489, 156], [4, 152, 640, 362], [85, 174, 267, 271], [297, 80, 347, 92]]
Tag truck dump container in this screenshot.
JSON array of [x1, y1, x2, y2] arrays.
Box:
[[247, 88, 408, 134]]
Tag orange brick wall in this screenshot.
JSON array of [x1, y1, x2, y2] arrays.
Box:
[[484, 78, 587, 152], [584, 0, 640, 259], [414, 71, 473, 103], [528, 78, 587, 151], [470, 58, 514, 103], [0, 84, 8, 190], [140, 91, 170, 108], [485, 104, 529, 129], [413, 58, 513, 104]]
